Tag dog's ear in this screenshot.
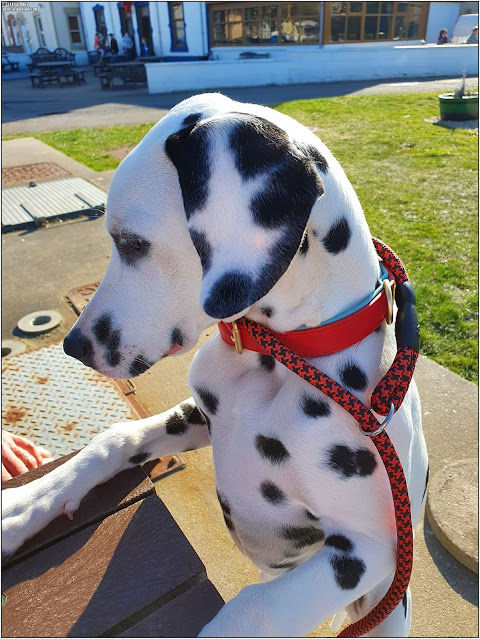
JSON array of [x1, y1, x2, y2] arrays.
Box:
[[165, 113, 324, 319]]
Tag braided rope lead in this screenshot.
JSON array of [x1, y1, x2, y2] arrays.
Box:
[[239, 316, 414, 637]]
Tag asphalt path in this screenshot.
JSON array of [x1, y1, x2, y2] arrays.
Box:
[[2, 73, 478, 134]]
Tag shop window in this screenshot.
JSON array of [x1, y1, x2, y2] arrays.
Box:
[[208, 2, 321, 46], [325, 2, 429, 43]]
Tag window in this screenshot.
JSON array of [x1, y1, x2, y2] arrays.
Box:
[[93, 4, 107, 37], [169, 2, 187, 50], [208, 2, 321, 46], [324, 2, 429, 43], [67, 15, 83, 45], [35, 15, 46, 47]]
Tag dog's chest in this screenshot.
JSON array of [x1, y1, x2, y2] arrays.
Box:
[[188, 332, 397, 572]]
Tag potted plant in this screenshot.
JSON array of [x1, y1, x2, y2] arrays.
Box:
[[438, 72, 479, 121]]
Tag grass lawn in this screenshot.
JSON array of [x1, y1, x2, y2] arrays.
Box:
[[3, 92, 478, 382]]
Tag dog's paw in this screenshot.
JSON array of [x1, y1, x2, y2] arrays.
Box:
[[198, 585, 275, 637], [1, 477, 78, 558]]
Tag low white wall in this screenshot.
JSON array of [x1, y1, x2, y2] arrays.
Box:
[[146, 43, 478, 94]]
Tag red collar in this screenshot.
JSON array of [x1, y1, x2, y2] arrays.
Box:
[[218, 272, 395, 358]]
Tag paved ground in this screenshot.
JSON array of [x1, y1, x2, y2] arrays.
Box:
[[1, 81, 478, 635], [2, 71, 478, 134]]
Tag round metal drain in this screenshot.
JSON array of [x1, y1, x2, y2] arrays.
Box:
[[18, 310, 62, 334], [1, 340, 27, 358]]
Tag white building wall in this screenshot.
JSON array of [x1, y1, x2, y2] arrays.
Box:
[[425, 2, 462, 43]]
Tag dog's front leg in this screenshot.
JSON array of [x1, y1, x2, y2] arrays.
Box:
[[198, 531, 396, 637], [2, 398, 210, 558]]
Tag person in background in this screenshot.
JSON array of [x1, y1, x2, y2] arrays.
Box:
[[95, 31, 106, 60], [437, 28, 448, 44], [466, 26, 478, 44], [140, 37, 150, 57], [109, 33, 119, 55], [122, 32, 134, 59], [2, 431, 51, 484]]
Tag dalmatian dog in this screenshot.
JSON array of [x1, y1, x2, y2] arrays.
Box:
[[2, 93, 428, 637]]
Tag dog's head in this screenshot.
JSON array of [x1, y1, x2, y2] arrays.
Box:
[[64, 102, 324, 378]]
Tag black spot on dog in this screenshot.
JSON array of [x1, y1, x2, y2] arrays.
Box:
[[259, 305, 274, 318], [203, 271, 255, 318], [111, 231, 151, 266], [129, 452, 149, 465], [299, 231, 309, 256], [340, 363, 368, 392], [183, 112, 202, 127], [106, 348, 121, 368], [171, 326, 185, 347], [294, 141, 329, 173], [331, 556, 366, 590], [303, 395, 331, 418], [259, 354, 275, 371], [325, 534, 354, 553], [93, 314, 112, 344], [195, 387, 219, 415], [402, 593, 408, 617], [217, 491, 231, 515], [256, 435, 290, 464], [165, 122, 210, 219], [250, 156, 323, 229], [260, 481, 286, 504], [230, 115, 287, 179], [269, 560, 298, 570], [281, 525, 324, 548], [322, 218, 352, 255], [422, 465, 429, 501], [181, 403, 206, 426], [107, 329, 121, 353], [328, 445, 377, 479], [129, 355, 152, 376], [166, 412, 188, 436], [190, 229, 212, 272]]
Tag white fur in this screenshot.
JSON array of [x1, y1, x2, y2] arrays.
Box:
[[2, 94, 428, 637]]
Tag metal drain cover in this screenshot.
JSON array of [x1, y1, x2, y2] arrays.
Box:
[[2, 177, 107, 230]]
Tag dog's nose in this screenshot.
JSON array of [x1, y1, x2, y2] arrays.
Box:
[[63, 328, 93, 365]]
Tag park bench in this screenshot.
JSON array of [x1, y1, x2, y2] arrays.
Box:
[[2, 52, 19, 72], [29, 67, 87, 87], [28, 47, 76, 72], [97, 63, 147, 89], [2, 453, 224, 636]]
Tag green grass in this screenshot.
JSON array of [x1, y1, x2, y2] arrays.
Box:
[[3, 91, 478, 381]]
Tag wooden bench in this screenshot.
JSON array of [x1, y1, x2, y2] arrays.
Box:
[[29, 67, 87, 87], [2, 453, 224, 637], [98, 64, 147, 89]]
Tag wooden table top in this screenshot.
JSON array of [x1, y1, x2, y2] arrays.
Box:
[[2, 455, 224, 637]]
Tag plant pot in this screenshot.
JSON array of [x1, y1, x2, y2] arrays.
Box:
[[438, 93, 478, 121]]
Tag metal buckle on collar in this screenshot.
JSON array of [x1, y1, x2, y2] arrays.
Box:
[[363, 402, 395, 437], [231, 321, 243, 354], [383, 280, 395, 325]]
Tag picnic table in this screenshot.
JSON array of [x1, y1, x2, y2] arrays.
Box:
[[97, 61, 147, 89], [29, 61, 86, 87], [2, 453, 224, 637]]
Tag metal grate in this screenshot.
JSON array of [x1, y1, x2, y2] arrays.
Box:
[[2, 177, 106, 230]]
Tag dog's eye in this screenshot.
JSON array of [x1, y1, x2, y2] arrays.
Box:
[[112, 232, 151, 265]]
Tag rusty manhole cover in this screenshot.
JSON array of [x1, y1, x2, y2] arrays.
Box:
[[64, 282, 184, 481], [2, 163, 71, 186]]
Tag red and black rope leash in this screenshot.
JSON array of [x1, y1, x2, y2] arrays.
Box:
[[236, 239, 420, 637]]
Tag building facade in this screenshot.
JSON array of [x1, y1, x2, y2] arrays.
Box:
[[3, 2, 478, 90], [2, 1, 88, 66]]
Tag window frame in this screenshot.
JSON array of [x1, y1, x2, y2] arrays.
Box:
[[66, 13, 84, 47], [208, 2, 322, 47], [323, 2, 429, 44], [169, 2, 188, 51]]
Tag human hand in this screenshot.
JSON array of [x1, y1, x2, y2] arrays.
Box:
[[2, 431, 51, 483]]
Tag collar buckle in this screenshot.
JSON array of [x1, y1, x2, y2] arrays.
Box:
[[383, 279, 395, 325], [231, 321, 243, 354]]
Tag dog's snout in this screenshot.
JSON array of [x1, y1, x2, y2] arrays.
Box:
[[63, 328, 94, 366]]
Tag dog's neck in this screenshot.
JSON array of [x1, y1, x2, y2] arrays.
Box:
[[247, 184, 380, 334]]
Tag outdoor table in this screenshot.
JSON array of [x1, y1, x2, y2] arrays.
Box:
[[136, 56, 164, 63], [36, 61, 74, 69], [2, 453, 224, 637]]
